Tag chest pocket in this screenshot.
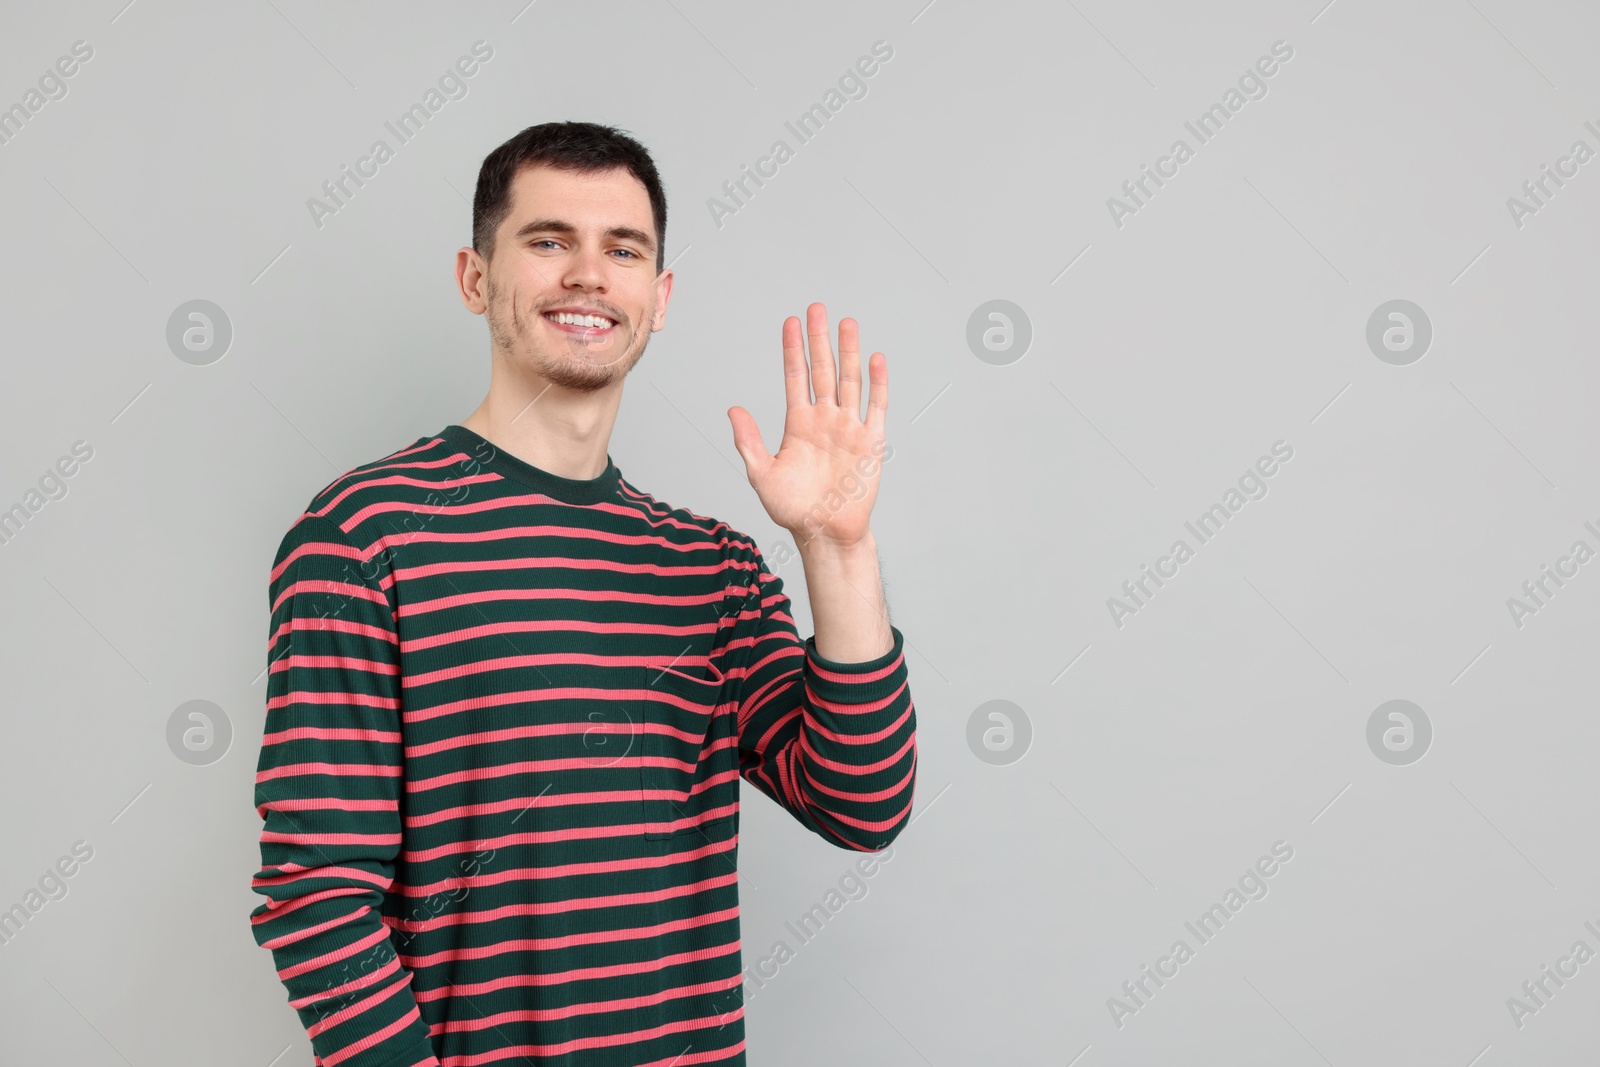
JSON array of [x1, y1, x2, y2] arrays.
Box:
[[638, 661, 738, 841]]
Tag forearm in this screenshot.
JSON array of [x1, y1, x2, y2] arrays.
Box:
[[797, 530, 894, 663]]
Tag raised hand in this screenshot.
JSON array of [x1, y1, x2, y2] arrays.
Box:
[[727, 302, 889, 550]]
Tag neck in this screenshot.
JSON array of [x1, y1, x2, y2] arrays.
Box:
[[461, 361, 620, 481]]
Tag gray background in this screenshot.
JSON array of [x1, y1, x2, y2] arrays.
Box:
[[1, 0, 1596, 1064]]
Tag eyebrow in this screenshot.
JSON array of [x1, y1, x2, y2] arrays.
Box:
[[511, 217, 657, 253]]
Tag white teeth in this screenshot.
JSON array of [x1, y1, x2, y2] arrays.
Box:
[[547, 311, 614, 328]]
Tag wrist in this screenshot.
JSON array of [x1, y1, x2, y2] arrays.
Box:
[[794, 529, 877, 565]]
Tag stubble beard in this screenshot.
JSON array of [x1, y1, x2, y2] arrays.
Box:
[[485, 273, 654, 394]]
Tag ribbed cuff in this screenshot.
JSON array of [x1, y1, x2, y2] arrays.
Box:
[[803, 624, 906, 703]]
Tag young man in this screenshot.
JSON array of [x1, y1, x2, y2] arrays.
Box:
[[248, 122, 917, 1067]]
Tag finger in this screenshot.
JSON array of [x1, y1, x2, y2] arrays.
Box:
[[727, 406, 773, 478], [864, 351, 889, 436], [806, 302, 837, 405], [837, 317, 862, 417], [781, 315, 809, 409]]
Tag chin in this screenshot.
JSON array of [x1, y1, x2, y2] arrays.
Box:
[[537, 357, 622, 393]]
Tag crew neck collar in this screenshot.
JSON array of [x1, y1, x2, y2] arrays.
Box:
[[439, 424, 621, 506]]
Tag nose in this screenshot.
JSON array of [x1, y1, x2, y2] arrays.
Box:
[[560, 243, 609, 294]]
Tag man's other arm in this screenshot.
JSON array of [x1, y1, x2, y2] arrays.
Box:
[[248, 515, 440, 1067], [733, 537, 916, 851]]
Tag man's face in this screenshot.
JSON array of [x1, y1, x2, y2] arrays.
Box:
[[474, 163, 671, 392]]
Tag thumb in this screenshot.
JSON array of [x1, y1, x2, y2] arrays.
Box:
[[727, 407, 772, 480]]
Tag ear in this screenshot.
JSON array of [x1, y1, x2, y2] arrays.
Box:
[[456, 247, 489, 314], [650, 269, 674, 331]]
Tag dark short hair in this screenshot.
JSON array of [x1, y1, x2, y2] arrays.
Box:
[[472, 121, 667, 274]]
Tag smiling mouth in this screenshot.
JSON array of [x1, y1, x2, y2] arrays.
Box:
[[542, 310, 618, 334]]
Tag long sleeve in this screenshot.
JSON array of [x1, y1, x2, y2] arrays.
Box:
[[248, 514, 440, 1067], [732, 547, 918, 851]]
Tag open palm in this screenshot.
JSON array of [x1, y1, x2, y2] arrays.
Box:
[[727, 302, 889, 549]]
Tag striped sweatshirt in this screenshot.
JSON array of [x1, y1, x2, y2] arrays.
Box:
[[248, 424, 918, 1067]]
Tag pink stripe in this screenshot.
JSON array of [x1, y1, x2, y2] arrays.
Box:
[[389, 871, 737, 935], [644, 798, 740, 839], [270, 654, 399, 677], [395, 837, 736, 896], [271, 538, 365, 585], [257, 762, 404, 782], [401, 615, 734, 654], [306, 437, 454, 503], [252, 863, 390, 890], [272, 576, 388, 615], [401, 808, 735, 862], [288, 951, 402, 1009], [311, 471, 499, 520], [736, 671, 802, 733], [321, 1001, 425, 1067], [252, 885, 374, 923], [799, 727, 916, 776], [803, 754, 916, 805], [367, 512, 743, 558], [260, 830, 403, 847], [280, 923, 394, 981], [400, 685, 629, 727], [266, 691, 400, 712], [396, 584, 725, 620], [431, 973, 744, 1030], [426, 1007, 739, 1061], [807, 647, 905, 686], [300, 435, 454, 508], [307, 968, 420, 1039], [744, 640, 807, 683], [742, 699, 801, 764], [406, 757, 638, 794], [258, 905, 366, 950], [616, 488, 758, 546], [406, 771, 737, 833], [635, 1040, 745, 1067], [394, 553, 744, 583], [404, 748, 722, 795], [415, 944, 740, 1002], [800, 688, 913, 740], [400, 905, 740, 967], [406, 719, 632, 759], [344, 492, 637, 532], [807, 790, 915, 836], [261, 727, 402, 745], [270, 617, 397, 649], [255, 796, 398, 819], [403, 650, 723, 690], [742, 681, 806, 748], [409, 764, 646, 796]]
